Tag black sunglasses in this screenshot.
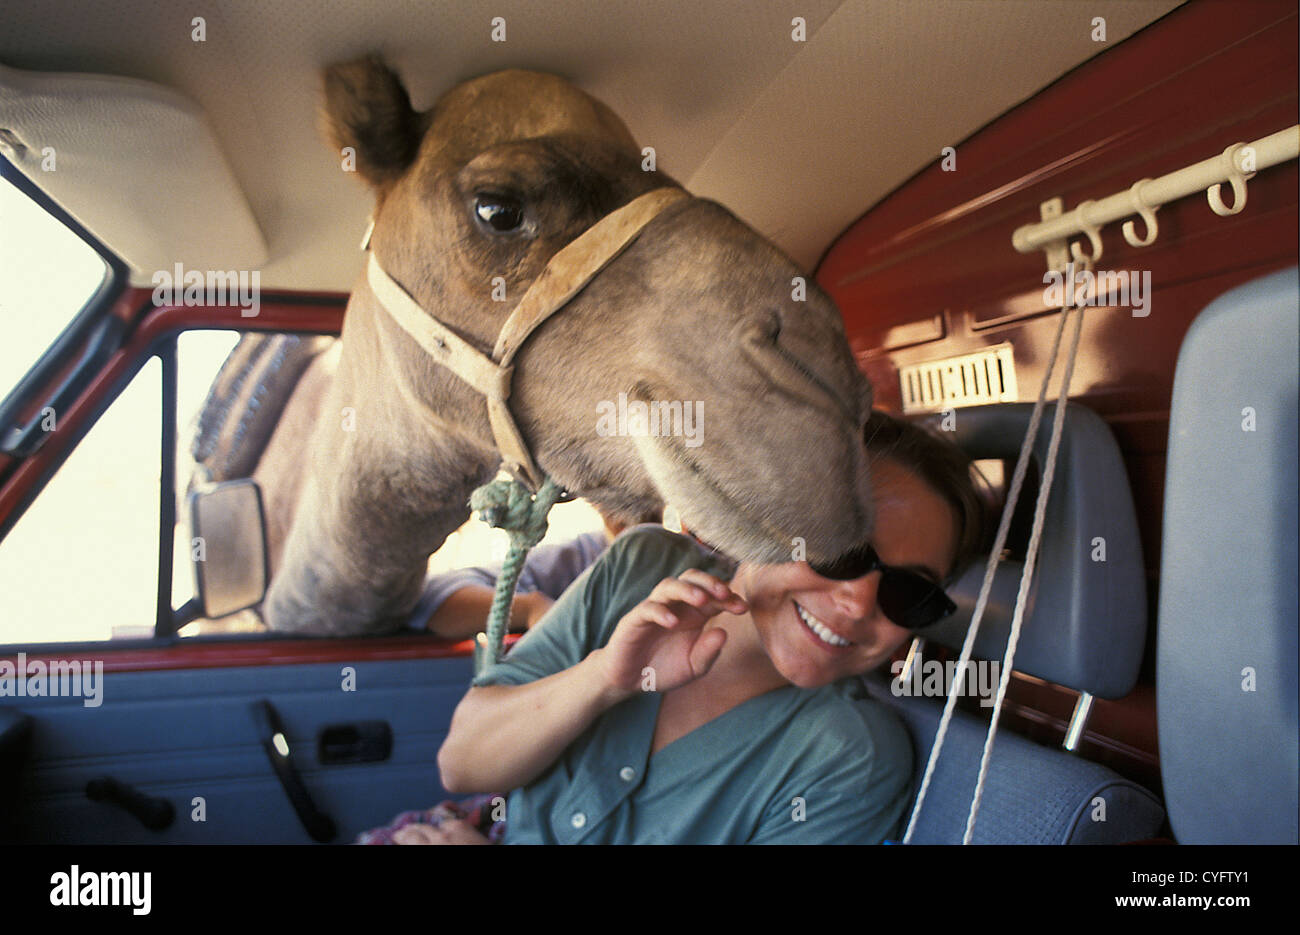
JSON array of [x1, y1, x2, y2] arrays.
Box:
[[809, 544, 957, 631]]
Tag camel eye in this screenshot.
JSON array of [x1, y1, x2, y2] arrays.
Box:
[[474, 195, 525, 233]]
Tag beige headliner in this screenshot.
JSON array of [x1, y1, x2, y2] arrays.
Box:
[[0, 0, 1183, 290]]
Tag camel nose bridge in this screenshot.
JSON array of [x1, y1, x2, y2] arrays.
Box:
[[737, 313, 864, 429], [779, 284, 870, 415], [673, 197, 823, 301]]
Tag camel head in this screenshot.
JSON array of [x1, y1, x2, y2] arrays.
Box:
[[265, 56, 877, 634]]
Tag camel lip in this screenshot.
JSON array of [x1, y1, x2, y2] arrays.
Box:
[[646, 440, 815, 565], [665, 449, 785, 536]]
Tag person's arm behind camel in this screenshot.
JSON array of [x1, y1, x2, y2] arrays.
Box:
[[425, 586, 554, 639], [420, 529, 612, 638]]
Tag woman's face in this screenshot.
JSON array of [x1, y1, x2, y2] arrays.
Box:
[[735, 456, 959, 689]]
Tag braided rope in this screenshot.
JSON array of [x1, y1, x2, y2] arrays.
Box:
[[961, 261, 1089, 843], [469, 475, 566, 668], [902, 257, 1091, 844]]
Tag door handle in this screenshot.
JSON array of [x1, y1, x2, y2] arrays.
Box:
[[251, 699, 336, 843], [85, 776, 175, 831], [318, 721, 392, 765]]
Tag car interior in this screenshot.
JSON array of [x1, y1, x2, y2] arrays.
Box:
[[0, 0, 1295, 861]]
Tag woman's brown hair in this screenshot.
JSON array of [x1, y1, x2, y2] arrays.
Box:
[[862, 410, 994, 583]]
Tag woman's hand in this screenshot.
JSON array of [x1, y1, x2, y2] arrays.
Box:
[[597, 569, 747, 697], [392, 818, 491, 845]]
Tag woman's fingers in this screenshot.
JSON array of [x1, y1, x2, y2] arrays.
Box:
[[679, 569, 748, 615], [646, 575, 747, 621], [642, 601, 680, 627], [688, 626, 728, 677], [621, 572, 747, 644], [435, 818, 493, 845], [391, 818, 491, 845], [678, 567, 740, 598], [605, 570, 747, 695], [393, 823, 441, 845]]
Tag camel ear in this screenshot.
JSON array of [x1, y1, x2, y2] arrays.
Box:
[[321, 55, 427, 189]]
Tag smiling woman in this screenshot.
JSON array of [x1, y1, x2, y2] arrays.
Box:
[[430, 410, 992, 845]]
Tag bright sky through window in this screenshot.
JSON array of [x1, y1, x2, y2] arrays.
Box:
[[0, 173, 107, 399]]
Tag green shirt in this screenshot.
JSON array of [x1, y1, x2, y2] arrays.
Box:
[[471, 525, 914, 844]]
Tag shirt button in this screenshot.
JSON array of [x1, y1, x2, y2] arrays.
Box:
[[619, 766, 636, 782], [570, 811, 587, 829]]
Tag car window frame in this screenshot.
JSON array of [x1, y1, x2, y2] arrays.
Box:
[[0, 336, 165, 652], [0, 295, 480, 655], [0, 155, 131, 459]]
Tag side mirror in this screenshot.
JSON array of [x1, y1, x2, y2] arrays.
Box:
[[189, 479, 269, 619]]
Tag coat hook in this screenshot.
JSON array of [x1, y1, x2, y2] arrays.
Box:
[[1121, 178, 1159, 247], [1069, 199, 1103, 264], [1207, 143, 1252, 217]]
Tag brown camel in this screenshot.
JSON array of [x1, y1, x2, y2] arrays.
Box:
[[222, 56, 877, 636]]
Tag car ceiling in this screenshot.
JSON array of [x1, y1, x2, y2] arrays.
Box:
[[0, 0, 1185, 292]]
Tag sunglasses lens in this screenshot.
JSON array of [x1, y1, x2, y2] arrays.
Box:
[[879, 571, 956, 630], [808, 543, 878, 582], [809, 544, 956, 630]]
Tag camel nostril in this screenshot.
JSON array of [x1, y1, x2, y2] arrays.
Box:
[[738, 307, 783, 345], [629, 379, 655, 403], [765, 310, 782, 344]]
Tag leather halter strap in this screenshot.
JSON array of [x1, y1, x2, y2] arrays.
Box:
[[365, 186, 690, 490]]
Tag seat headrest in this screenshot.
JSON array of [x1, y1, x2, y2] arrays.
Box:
[[1156, 267, 1298, 844], [917, 402, 1147, 699]]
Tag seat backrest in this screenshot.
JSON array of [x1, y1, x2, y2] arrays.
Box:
[[863, 674, 1163, 843], [867, 401, 1164, 843], [1156, 267, 1298, 844], [920, 402, 1147, 699]]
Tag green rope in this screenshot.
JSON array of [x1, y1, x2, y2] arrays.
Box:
[[469, 475, 565, 672]]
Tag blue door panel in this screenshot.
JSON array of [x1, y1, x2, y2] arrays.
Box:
[[2, 653, 475, 843]]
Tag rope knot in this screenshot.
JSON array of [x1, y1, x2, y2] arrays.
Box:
[[469, 476, 563, 550], [468, 475, 566, 670]]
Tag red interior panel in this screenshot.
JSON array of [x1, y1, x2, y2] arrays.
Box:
[[816, 0, 1297, 789]]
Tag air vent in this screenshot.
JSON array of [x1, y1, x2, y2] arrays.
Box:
[[899, 344, 1017, 414]]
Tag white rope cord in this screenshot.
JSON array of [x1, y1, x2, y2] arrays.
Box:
[[902, 257, 1092, 844], [961, 262, 1089, 843]]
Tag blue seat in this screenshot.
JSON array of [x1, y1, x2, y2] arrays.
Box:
[[1155, 267, 1298, 844], [862, 401, 1164, 843]]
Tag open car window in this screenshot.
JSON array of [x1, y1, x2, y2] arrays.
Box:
[[166, 328, 608, 638], [0, 158, 128, 466], [0, 357, 160, 644], [0, 168, 108, 412]]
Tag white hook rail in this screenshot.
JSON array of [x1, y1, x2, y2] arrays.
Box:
[[1012, 124, 1300, 267]]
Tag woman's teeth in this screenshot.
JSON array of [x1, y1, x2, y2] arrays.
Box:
[[796, 603, 851, 648]]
